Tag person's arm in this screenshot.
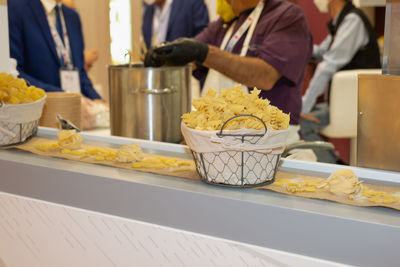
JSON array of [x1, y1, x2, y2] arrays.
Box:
[[144, 38, 281, 90], [79, 69, 101, 100], [145, 5, 310, 90], [302, 14, 369, 114], [84, 49, 99, 70], [8, 3, 62, 91], [203, 46, 282, 90], [313, 35, 332, 61], [18, 70, 63, 92]]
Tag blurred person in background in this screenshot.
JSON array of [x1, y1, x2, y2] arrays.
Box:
[[61, 0, 75, 9], [144, 0, 313, 144], [301, 0, 381, 163], [8, 0, 106, 129], [142, 0, 209, 49], [62, 0, 99, 71]]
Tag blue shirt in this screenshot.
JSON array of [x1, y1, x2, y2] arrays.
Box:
[[302, 13, 369, 114]]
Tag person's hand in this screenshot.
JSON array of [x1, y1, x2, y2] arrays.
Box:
[[144, 38, 209, 67], [84, 49, 99, 70], [81, 97, 97, 130], [144, 46, 165, 67], [301, 113, 321, 124], [93, 98, 109, 109]]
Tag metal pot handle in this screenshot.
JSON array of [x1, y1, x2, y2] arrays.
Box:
[[139, 87, 175, 94]]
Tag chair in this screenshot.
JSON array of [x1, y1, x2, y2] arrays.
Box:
[[320, 69, 381, 165]]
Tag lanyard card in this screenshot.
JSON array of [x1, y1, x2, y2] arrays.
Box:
[[60, 68, 81, 94]]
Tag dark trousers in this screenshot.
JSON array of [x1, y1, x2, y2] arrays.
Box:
[[300, 103, 339, 163]]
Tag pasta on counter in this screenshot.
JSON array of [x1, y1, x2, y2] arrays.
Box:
[[58, 130, 83, 150], [182, 85, 290, 131], [34, 130, 192, 171], [274, 169, 400, 205]]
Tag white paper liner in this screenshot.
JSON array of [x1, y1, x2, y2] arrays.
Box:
[[181, 122, 289, 154], [0, 96, 46, 123], [181, 122, 289, 186], [0, 96, 46, 145]]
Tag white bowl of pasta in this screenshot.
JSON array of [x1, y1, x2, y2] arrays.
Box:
[[181, 85, 290, 187], [0, 73, 47, 146], [0, 96, 46, 146]]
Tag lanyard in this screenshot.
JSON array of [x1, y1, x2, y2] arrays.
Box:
[[47, 6, 73, 69], [223, 0, 266, 54]]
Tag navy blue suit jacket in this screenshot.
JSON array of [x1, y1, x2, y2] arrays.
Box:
[[142, 0, 209, 48], [8, 0, 101, 100]]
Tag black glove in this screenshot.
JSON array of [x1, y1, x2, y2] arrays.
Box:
[[144, 38, 209, 67], [144, 46, 165, 68]]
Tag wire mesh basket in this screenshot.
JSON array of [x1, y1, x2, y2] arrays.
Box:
[[0, 120, 40, 146], [188, 115, 283, 188], [0, 96, 46, 146]]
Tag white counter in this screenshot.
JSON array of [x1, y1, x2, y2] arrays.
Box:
[[1, 127, 399, 267]]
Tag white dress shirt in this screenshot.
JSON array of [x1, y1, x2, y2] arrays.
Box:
[[40, 0, 73, 67], [41, 0, 63, 28], [152, 0, 173, 45], [302, 13, 369, 114]]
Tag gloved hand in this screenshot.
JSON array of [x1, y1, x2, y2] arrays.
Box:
[[144, 46, 165, 67], [144, 38, 209, 67]]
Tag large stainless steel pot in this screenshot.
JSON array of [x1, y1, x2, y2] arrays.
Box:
[[108, 63, 191, 143]]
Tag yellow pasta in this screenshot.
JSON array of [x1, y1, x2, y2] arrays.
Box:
[[116, 143, 144, 163], [34, 130, 192, 171], [132, 155, 192, 170], [182, 85, 290, 131], [362, 186, 399, 204], [34, 141, 60, 152], [274, 169, 400, 204], [0, 72, 45, 104], [58, 130, 82, 150]]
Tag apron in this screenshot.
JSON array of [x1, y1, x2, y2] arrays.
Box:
[[200, 21, 244, 96], [201, 0, 300, 142], [201, 1, 264, 96]]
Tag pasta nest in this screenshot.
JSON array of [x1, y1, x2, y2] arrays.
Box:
[[182, 85, 290, 131], [116, 143, 144, 163], [57, 130, 83, 150], [318, 169, 363, 196]]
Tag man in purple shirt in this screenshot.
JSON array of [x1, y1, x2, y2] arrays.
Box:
[[145, 0, 312, 134]]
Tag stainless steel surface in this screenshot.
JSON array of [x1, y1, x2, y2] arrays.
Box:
[[1, 128, 400, 267], [357, 74, 400, 172], [108, 63, 191, 143], [282, 141, 335, 157], [382, 0, 400, 75]]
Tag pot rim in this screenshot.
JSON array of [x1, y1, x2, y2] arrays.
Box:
[[107, 62, 191, 71]]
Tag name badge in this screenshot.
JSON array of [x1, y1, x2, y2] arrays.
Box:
[[60, 69, 81, 94]]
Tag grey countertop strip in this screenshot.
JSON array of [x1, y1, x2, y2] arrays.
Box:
[[1, 147, 400, 267]]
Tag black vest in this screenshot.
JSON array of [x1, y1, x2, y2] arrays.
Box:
[[327, 2, 381, 70]]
